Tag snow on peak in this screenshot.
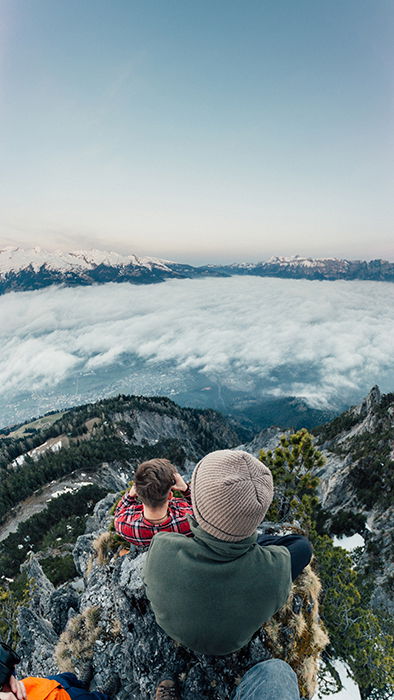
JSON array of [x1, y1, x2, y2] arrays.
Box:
[[267, 255, 344, 268], [0, 247, 173, 275]]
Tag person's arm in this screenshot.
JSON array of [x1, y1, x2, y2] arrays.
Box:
[[114, 484, 139, 514], [113, 484, 146, 544], [172, 472, 192, 504]]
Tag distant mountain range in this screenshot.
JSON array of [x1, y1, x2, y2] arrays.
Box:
[[1, 246, 393, 293]]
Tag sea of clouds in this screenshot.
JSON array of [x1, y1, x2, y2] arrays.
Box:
[[1, 276, 394, 426]]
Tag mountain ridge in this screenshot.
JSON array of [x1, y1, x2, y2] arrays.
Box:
[[1, 247, 393, 293]]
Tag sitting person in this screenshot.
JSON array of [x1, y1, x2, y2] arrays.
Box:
[[144, 449, 312, 656], [114, 458, 193, 547]]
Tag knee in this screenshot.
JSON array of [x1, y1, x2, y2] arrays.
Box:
[[250, 659, 298, 686], [297, 535, 313, 564]]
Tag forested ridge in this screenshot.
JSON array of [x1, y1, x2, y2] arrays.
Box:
[[0, 394, 243, 524]]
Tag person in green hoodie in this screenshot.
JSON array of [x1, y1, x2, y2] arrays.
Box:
[[144, 449, 312, 657]]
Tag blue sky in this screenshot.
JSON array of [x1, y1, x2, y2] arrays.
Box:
[[0, 0, 393, 263]]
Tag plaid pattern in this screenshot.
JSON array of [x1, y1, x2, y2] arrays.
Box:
[[114, 485, 194, 547]]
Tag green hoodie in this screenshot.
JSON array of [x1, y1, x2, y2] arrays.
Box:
[[143, 518, 292, 656]]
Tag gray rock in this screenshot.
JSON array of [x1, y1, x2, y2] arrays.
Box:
[[73, 533, 96, 576], [85, 493, 118, 533], [20, 556, 55, 618], [48, 583, 80, 636], [17, 607, 58, 677]]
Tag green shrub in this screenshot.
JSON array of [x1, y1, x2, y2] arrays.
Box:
[[330, 510, 366, 536], [40, 554, 78, 587]]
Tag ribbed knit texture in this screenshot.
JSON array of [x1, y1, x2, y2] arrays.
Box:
[[191, 449, 274, 542]]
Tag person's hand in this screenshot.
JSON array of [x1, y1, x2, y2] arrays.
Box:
[[128, 483, 137, 497], [173, 472, 188, 492], [0, 678, 26, 700], [0, 690, 17, 700], [9, 677, 26, 700]]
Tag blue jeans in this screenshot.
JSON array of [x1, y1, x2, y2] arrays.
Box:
[[233, 659, 300, 700]]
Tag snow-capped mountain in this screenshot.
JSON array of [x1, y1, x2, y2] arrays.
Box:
[[266, 254, 347, 268], [0, 246, 175, 275], [0, 246, 195, 293], [0, 247, 393, 294], [219, 254, 394, 281]]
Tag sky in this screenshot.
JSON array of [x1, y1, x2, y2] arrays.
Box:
[[0, 0, 393, 264], [1, 277, 394, 426]]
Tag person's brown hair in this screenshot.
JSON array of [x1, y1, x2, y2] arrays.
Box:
[[135, 458, 176, 508]]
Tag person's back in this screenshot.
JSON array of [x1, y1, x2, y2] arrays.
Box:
[[144, 450, 297, 656], [144, 516, 291, 655]]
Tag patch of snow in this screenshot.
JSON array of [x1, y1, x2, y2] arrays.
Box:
[[333, 533, 365, 551], [313, 659, 361, 699], [228, 262, 256, 269], [50, 440, 63, 452], [49, 482, 93, 499], [266, 255, 345, 268]]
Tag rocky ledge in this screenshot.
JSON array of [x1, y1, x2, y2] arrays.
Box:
[[16, 494, 328, 700]]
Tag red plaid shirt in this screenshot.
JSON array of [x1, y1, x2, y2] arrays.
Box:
[[114, 486, 194, 547]]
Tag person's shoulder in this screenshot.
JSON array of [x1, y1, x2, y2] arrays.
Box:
[[255, 543, 291, 566], [145, 530, 191, 570], [168, 497, 193, 512], [152, 529, 190, 545]]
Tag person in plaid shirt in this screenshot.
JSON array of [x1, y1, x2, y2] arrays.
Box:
[[114, 458, 194, 547]]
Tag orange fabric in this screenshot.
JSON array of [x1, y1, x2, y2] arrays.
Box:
[[22, 678, 70, 700]]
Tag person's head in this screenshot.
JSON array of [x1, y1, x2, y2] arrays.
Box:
[[191, 449, 273, 542], [135, 458, 176, 509]]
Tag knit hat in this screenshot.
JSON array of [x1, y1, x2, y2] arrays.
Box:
[[191, 449, 274, 542]]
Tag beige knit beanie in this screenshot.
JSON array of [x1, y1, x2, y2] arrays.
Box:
[[191, 449, 274, 542]]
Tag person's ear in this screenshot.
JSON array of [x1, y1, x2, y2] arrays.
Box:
[[168, 490, 173, 500]]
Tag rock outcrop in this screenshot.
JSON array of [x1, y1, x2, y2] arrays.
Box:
[[314, 386, 394, 616], [16, 495, 328, 700]]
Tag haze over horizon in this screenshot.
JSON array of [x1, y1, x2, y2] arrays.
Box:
[[1, 0, 393, 263]]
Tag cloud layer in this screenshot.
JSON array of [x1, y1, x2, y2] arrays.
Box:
[[1, 277, 393, 425]]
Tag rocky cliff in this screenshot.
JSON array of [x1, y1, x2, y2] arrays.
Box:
[[314, 386, 394, 616]]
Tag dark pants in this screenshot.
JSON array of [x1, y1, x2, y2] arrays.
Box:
[[257, 533, 312, 581]]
